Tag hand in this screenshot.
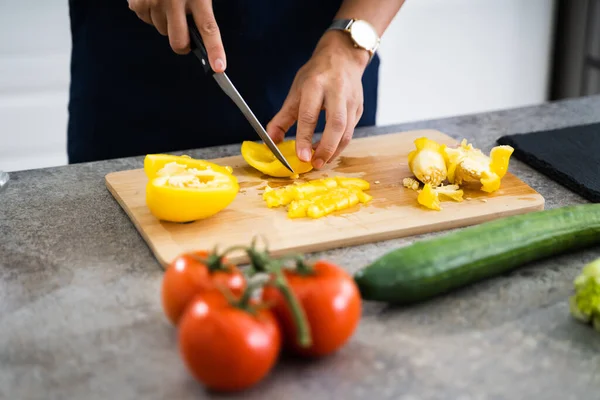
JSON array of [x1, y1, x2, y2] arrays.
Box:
[[128, 0, 226, 72], [266, 31, 370, 169]]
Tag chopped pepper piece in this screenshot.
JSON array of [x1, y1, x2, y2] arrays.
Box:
[[263, 176, 372, 219], [417, 183, 441, 211], [434, 184, 464, 202], [444, 139, 514, 193], [241, 140, 313, 178], [408, 137, 448, 187], [144, 155, 239, 223], [416, 183, 463, 211]]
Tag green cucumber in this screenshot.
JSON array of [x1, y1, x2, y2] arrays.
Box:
[[354, 204, 600, 304]]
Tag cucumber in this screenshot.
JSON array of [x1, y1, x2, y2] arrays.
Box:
[[354, 204, 600, 304]]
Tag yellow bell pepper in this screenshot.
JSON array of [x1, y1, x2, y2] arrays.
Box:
[[144, 154, 233, 177], [241, 140, 313, 178], [417, 183, 441, 211], [144, 154, 239, 223], [408, 137, 448, 187], [263, 176, 372, 219], [416, 183, 464, 211], [444, 139, 514, 193]]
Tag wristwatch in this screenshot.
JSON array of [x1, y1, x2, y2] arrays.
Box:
[[327, 19, 381, 62]]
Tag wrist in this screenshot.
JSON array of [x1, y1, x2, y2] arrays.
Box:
[[315, 30, 371, 71]]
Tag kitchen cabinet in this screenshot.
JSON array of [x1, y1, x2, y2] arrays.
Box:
[[0, 0, 557, 172]]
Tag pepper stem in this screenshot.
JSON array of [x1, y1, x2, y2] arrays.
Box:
[[270, 267, 312, 348]]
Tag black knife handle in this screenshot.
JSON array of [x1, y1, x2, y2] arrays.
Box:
[[187, 14, 214, 75]]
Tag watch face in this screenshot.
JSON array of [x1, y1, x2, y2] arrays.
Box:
[[349, 20, 379, 50]]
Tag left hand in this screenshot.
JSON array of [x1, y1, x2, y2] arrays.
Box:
[[266, 31, 370, 169]]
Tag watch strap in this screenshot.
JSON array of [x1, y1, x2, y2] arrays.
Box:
[[327, 19, 354, 32]]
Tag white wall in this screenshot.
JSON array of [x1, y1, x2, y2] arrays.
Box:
[[376, 0, 557, 125], [0, 0, 556, 172]]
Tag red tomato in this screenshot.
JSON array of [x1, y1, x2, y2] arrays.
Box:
[[262, 260, 362, 357], [178, 291, 281, 392], [161, 251, 245, 325]]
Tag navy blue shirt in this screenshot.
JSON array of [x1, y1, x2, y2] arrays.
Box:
[[67, 0, 379, 163]]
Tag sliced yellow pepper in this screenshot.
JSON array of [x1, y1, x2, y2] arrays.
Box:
[[416, 183, 463, 211], [408, 137, 448, 187], [241, 140, 313, 178], [444, 139, 514, 193], [144, 155, 239, 223], [263, 176, 372, 219], [417, 183, 441, 211]]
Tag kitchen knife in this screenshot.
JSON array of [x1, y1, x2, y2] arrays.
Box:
[[186, 15, 295, 174]]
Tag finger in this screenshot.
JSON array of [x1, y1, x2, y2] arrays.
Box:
[[150, 7, 168, 36], [128, 0, 152, 24], [135, 8, 153, 25], [266, 94, 299, 144], [313, 94, 347, 168], [166, 0, 190, 54], [189, 0, 226, 72], [329, 103, 356, 162], [296, 87, 324, 164]]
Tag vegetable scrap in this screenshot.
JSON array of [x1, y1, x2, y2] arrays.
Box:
[[262, 177, 372, 219], [404, 137, 513, 210]]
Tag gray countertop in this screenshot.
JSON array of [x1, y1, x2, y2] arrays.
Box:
[[2, 95, 600, 400]]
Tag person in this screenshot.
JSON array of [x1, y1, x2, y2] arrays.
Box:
[[67, 0, 405, 169]]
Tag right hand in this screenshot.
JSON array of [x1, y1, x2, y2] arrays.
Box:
[[128, 0, 226, 72]]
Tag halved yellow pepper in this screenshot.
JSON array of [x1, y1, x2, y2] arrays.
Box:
[[241, 140, 313, 178], [144, 154, 233, 178], [263, 176, 372, 219], [144, 155, 239, 223], [444, 139, 513, 193]]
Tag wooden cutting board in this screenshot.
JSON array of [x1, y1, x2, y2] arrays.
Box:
[[105, 129, 544, 266]]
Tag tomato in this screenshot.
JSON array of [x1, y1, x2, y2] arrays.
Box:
[[161, 250, 245, 325], [262, 260, 362, 357], [178, 290, 281, 392]]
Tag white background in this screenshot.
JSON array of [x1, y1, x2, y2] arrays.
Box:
[[0, 0, 556, 172]]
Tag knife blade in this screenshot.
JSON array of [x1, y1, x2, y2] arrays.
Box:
[[186, 15, 295, 174]]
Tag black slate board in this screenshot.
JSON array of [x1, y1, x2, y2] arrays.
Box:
[[497, 123, 600, 202]]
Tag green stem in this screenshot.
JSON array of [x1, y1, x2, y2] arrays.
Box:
[[235, 274, 271, 311], [271, 267, 312, 348], [293, 256, 315, 276]]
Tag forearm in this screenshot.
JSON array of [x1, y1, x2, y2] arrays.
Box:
[[334, 0, 407, 36]]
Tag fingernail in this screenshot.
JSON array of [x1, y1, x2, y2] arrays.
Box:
[[215, 58, 225, 71], [299, 148, 311, 162], [314, 158, 324, 169]]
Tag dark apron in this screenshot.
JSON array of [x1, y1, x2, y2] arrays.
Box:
[[67, 0, 380, 163]]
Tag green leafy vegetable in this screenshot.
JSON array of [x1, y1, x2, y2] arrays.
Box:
[[569, 257, 600, 332]]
